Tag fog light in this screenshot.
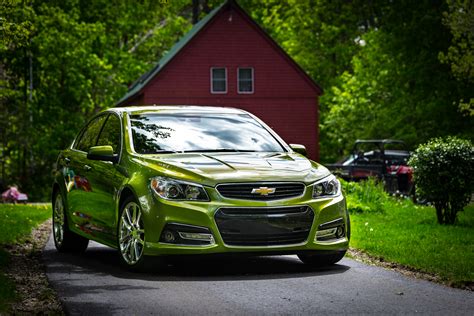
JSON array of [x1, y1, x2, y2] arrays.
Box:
[[163, 230, 176, 243], [160, 223, 215, 246], [315, 218, 346, 242]]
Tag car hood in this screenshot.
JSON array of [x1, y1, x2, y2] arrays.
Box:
[[135, 152, 330, 186]]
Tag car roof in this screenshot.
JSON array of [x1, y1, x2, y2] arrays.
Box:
[[110, 105, 248, 115], [384, 150, 410, 156], [355, 139, 406, 144], [362, 150, 410, 157]]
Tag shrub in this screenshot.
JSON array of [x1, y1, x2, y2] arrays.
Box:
[[340, 178, 390, 214], [409, 137, 474, 224]]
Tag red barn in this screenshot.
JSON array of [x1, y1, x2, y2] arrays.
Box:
[[117, 0, 322, 160]]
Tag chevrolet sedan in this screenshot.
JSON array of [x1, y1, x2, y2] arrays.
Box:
[[52, 106, 350, 270]]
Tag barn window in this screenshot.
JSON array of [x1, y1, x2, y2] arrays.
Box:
[[211, 67, 227, 93], [238, 68, 254, 93]]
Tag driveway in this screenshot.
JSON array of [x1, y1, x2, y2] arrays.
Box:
[[43, 236, 473, 315]]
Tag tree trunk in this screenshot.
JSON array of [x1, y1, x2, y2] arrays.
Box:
[[445, 201, 460, 225], [192, 0, 200, 24], [435, 202, 444, 224], [202, 0, 210, 14]]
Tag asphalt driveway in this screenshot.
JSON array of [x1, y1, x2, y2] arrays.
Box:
[[43, 236, 473, 315]]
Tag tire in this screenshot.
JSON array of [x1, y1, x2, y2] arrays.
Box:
[[117, 196, 148, 271], [52, 191, 89, 252], [298, 250, 347, 267]]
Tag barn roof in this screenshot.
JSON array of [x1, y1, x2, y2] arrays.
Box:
[[116, 0, 322, 106]]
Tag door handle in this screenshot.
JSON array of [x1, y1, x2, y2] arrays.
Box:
[[84, 165, 92, 171]]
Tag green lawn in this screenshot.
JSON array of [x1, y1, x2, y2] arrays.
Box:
[[0, 204, 51, 312], [349, 193, 474, 287]]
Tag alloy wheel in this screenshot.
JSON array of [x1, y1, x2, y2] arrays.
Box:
[[53, 194, 65, 246], [119, 201, 145, 265]]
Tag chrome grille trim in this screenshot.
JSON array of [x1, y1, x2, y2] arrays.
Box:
[[216, 182, 305, 200]]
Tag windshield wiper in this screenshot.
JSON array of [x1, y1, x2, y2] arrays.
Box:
[[153, 150, 179, 154], [181, 149, 257, 153]]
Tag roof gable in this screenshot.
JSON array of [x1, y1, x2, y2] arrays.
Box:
[[117, 0, 322, 106]]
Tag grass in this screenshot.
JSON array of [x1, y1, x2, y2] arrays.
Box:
[[343, 179, 474, 287], [0, 204, 51, 312]]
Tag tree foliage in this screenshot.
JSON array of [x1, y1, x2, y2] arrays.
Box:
[[439, 0, 474, 116], [409, 137, 474, 224], [1, 0, 191, 199], [320, 0, 473, 161], [1, 0, 473, 200], [237, 1, 473, 162]]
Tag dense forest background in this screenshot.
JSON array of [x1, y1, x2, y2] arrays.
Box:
[[1, 0, 473, 200]]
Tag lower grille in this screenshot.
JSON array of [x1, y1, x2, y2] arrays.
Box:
[[215, 206, 314, 246]]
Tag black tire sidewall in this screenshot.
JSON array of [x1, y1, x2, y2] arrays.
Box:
[[52, 190, 89, 252]]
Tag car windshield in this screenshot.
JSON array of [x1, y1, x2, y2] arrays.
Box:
[[129, 113, 286, 154]]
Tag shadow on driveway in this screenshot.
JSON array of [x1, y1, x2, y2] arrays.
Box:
[[43, 241, 350, 282]]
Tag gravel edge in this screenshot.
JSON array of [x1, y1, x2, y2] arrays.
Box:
[[347, 247, 473, 291], [4, 219, 64, 314]]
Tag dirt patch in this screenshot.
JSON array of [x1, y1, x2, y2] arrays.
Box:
[[4, 219, 64, 314], [348, 248, 473, 291]]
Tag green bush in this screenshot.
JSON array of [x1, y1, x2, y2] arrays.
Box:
[[340, 178, 391, 214], [409, 137, 474, 224]]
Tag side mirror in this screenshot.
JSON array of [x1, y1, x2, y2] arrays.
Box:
[[289, 144, 307, 157], [87, 145, 118, 163]]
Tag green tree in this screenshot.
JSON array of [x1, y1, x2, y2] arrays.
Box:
[[439, 0, 474, 116], [1, 0, 191, 200], [409, 137, 474, 224], [321, 0, 473, 161]]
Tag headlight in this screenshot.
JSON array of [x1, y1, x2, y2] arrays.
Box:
[[312, 174, 341, 199], [150, 176, 209, 201]]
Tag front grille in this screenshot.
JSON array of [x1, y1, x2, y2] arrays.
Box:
[[216, 182, 305, 200], [215, 206, 314, 246]]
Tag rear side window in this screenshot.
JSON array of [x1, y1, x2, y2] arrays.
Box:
[[97, 114, 121, 154], [75, 115, 107, 152]]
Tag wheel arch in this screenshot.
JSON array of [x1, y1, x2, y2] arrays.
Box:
[[51, 181, 67, 211], [51, 182, 60, 204], [117, 185, 139, 212]]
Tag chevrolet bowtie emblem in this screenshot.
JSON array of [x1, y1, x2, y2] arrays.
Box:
[[251, 187, 276, 196]]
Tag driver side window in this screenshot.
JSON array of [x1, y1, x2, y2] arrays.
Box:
[[97, 114, 121, 154], [75, 115, 107, 152]]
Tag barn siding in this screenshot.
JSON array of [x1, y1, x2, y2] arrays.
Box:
[[143, 7, 316, 100]]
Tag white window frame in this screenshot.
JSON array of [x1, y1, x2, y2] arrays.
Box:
[[210, 67, 227, 94], [237, 67, 254, 94]]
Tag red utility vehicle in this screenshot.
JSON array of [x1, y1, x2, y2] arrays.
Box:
[[327, 140, 414, 195]]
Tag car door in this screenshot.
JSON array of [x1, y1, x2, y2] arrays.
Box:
[[85, 113, 124, 241], [65, 114, 108, 235]]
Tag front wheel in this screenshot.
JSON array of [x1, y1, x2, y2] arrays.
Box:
[[298, 250, 347, 267], [118, 197, 147, 271], [52, 192, 89, 252]]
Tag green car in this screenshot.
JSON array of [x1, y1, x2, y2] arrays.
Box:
[[52, 106, 350, 270]]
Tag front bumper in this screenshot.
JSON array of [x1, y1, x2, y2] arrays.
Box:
[[138, 187, 349, 256]]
